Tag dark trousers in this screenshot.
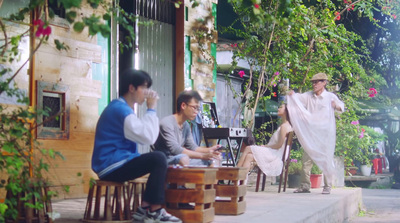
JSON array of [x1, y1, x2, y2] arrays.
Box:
[[101, 151, 167, 205]]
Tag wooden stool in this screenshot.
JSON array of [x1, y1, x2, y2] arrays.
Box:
[[214, 167, 247, 215], [5, 180, 53, 223], [165, 167, 217, 223], [83, 180, 131, 222], [128, 174, 148, 213]]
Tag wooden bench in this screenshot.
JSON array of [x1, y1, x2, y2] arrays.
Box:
[[214, 167, 247, 215], [165, 167, 217, 223], [83, 180, 131, 222]]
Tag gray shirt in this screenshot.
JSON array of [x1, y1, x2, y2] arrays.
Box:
[[153, 115, 198, 156]]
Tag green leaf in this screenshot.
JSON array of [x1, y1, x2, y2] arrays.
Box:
[[59, 0, 82, 9], [66, 11, 77, 23], [103, 13, 111, 21], [73, 22, 85, 33]]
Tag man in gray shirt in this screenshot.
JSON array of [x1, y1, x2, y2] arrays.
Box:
[[153, 90, 220, 166]]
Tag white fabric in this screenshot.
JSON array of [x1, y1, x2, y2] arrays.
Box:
[[287, 90, 344, 184], [251, 122, 293, 176]]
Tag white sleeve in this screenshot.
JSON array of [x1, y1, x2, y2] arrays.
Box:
[[333, 94, 345, 113], [123, 110, 159, 145]]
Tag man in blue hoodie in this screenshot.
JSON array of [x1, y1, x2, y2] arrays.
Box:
[[92, 69, 181, 223]]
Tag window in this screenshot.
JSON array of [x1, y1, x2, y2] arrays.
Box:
[[48, 0, 66, 19], [36, 81, 70, 139]]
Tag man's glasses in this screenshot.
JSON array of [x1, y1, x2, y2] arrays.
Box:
[[186, 104, 201, 112], [311, 80, 325, 84]]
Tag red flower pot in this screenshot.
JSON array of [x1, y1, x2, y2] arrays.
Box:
[[310, 174, 322, 188]]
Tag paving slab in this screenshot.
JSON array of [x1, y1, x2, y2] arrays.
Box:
[[51, 186, 362, 223]]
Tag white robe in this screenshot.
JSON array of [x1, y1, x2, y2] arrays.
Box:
[[287, 90, 344, 183]]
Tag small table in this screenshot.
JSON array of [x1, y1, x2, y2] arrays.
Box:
[[214, 167, 247, 215], [165, 167, 217, 223]]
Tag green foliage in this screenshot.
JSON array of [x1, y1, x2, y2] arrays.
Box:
[[252, 120, 274, 145], [290, 148, 303, 161], [222, 0, 394, 169], [0, 0, 135, 220], [288, 159, 302, 175], [0, 102, 65, 220], [311, 164, 322, 175], [288, 148, 303, 175], [221, 0, 389, 128], [335, 94, 387, 167]]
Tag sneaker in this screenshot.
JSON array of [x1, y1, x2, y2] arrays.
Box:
[[144, 208, 182, 223], [322, 187, 331, 195], [133, 206, 148, 222], [293, 188, 310, 193]]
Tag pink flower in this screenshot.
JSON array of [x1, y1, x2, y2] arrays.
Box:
[[369, 88, 377, 94], [33, 19, 51, 37], [35, 26, 44, 37], [33, 19, 44, 27], [238, 70, 245, 78], [368, 88, 377, 97], [335, 12, 341, 21], [290, 159, 298, 163], [361, 128, 365, 132], [359, 132, 364, 138], [254, 4, 260, 9], [394, 14, 397, 19], [274, 71, 279, 76], [42, 26, 52, 36], [351, 120, 359, 125]]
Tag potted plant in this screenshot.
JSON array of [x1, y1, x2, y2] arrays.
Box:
[[346, 166, 359, 176], [336, 116, 387, 178], [357, 150, 374, 176], [287, 159, 302, 188], [310, 164, 323, 188], [287, 148, 303, 188]]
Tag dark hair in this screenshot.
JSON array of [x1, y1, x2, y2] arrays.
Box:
[[119, 69, 152, 96], [176, 90, 202, 112], [284, 103, 291, 125]]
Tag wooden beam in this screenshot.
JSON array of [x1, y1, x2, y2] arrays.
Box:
[[175, 5, 185, 112]]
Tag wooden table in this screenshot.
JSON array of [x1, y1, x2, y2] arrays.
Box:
[[165, 167, 217, 223], [214, 167, 247, 215]]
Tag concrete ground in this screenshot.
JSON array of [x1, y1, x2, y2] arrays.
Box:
[[52, 184, 361, 223], [349, 188, 400, 223], [50, 172, 400, 223]]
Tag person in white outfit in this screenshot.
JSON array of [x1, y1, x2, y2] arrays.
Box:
[[287, 72, 344, 195], [237, 104, 293, 177]]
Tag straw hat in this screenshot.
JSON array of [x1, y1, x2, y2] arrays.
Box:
[[310, 73, 328, 81]]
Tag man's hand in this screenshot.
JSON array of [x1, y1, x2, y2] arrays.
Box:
[[202, 145, 221, 160], [288, 90, 294, 96], [331, 99, 341, 111], [146, 89, 159, 109]]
